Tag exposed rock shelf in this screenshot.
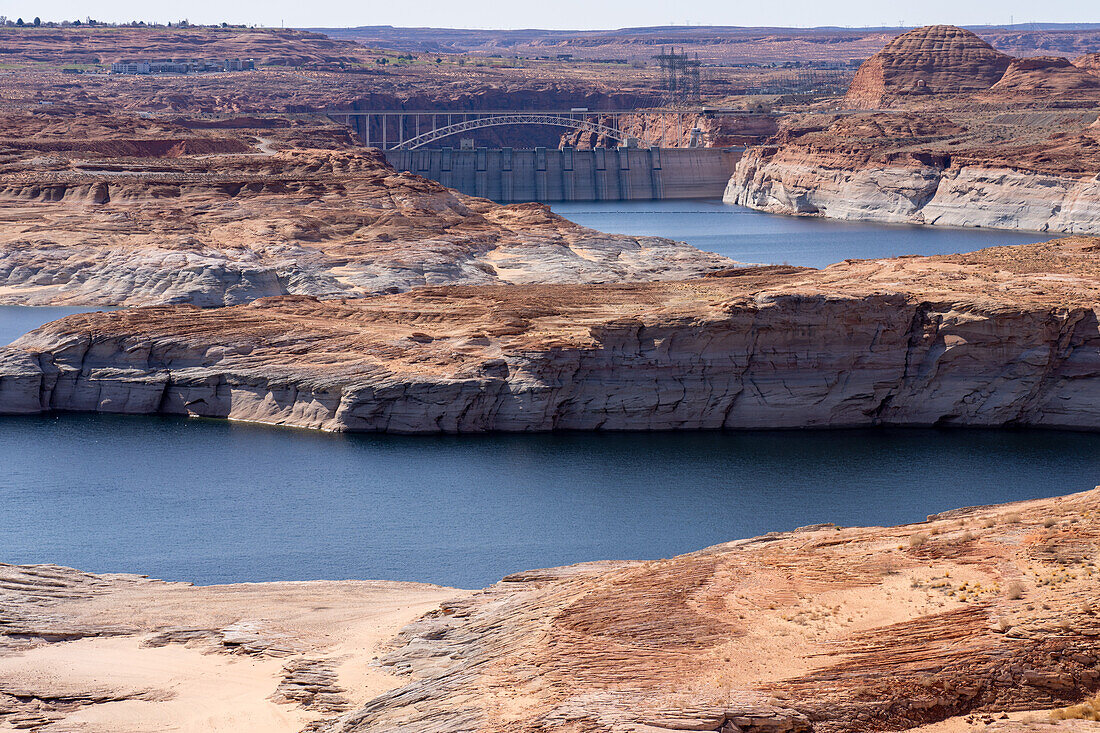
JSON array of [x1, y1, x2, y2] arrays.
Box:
[[3, 489, 1099, 732], [2, 238, 1098, 433]]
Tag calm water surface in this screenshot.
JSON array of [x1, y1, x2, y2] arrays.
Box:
[[551, 200, 1058, 268], [0, 210, 1083, 588], [0, 306, 116, 346], [3, 414, 1098, 588]]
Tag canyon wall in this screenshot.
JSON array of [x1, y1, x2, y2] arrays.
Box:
[[3, 239, 1098, 433], [725, 147, 1100, 233]]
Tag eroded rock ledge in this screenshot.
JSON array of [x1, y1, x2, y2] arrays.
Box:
[[2, 237, 1098, 433]]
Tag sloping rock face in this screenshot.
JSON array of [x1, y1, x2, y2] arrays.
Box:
[[1073, 52, 1100, 77], [985, 56, 1100, 100], [725, 110, 1100, 233], [0, 113, 733, 307], [327, 488, 1100, 732], [844, 25, 1012, 108], [2, 238, 1098, 433]]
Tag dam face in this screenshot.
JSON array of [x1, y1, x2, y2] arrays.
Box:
[[383, 146, 742, 202]]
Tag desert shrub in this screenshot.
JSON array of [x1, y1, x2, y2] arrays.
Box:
[[1051, 694, 1100, 721]]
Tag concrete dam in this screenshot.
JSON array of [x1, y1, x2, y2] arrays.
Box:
[[383, 146, 742, 202]]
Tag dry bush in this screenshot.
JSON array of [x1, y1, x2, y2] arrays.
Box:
[[1004, 512, 1022, 524], [1004, 581, 1025, 600], [909, 533, 929, 548], [1050, 694, 1100, 721]]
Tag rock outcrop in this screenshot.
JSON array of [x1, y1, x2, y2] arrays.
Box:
[[735, 26, 1100, 231], [0, 113, 733, 307], [323, 487, 1100, 732], [0, 564, 460, 732], [844, 25, 1012, 108], [1073, 52, 1100, 77], [984, 56, 1100, 101], [4, 488, 1099, 732], [727, 147, 1100, 233], [725, 108, 1100, 233], [2, 238, 1098, 433]]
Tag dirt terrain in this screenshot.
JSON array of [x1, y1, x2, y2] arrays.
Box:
[[1, 489, 1098, 732], [0, 26, 370, 67]]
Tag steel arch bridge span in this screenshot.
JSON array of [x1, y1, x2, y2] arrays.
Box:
[[391, 114, 651, 150]]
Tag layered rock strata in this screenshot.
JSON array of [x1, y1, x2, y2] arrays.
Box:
[[0, 114, 733, 306], [844, 25, 1012, 108], [737, 25, 1100, 232], [2, 238, 1098, 432], [725, 111, 1100, 233], [326, 487, 1100, 732], [3, 489, 1099, 732], [986, 56, 1100, 100]]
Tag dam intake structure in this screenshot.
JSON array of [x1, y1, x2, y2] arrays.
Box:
[[383, 146, 742, 202]]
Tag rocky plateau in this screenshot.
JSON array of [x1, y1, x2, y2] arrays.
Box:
[[1, 236, 1097, 432]]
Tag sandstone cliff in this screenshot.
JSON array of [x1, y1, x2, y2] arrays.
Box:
[[4, 489, 1099, 732], [1075, 52, 1100, 77], [2, 238, 1098, 433], [725, 109, 1100, 233], [0, 113, 733, 307]]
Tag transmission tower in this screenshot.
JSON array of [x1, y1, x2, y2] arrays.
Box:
[[653, 46, 702, 106]]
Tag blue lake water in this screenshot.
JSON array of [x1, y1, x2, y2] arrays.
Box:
[[551, 200, 1058, 268], [2, 414, 1098, 588], [0, 306, 116, 346], [0, 208, 1085, 588]]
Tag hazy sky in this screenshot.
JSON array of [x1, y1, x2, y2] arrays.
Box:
[[10, 0, 1100, 31]]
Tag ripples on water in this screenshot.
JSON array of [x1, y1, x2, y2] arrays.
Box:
[[3, 414, 1098, 588], [551, 200, 1057, 268]]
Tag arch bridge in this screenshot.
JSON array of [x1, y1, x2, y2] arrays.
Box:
[[390, 113, 649, 150], [326, 108, 719, 150]]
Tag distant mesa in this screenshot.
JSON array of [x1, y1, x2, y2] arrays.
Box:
[[844, 25, 1012, 107]]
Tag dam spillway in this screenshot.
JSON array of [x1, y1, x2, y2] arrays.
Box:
[[383, 146, 742, 202]]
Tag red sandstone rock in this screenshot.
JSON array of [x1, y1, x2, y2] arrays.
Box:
[[984, 56, 1100, 101], [1073, 52, 1100, 77], [844, 25, 1012, 108]]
